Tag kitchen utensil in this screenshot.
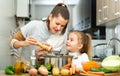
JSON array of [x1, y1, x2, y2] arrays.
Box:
[[36, 41, 52, 52]]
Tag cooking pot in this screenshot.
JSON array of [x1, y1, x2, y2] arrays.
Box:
[[42, 54, 73, 68]]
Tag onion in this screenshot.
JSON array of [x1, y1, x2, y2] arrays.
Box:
[[29, 68, 38, 76], [38, 65, 48, 76]]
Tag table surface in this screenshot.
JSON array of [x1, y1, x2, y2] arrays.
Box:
[[1, 70, 120, 76]]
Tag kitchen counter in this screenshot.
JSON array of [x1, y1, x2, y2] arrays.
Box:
[[0, 71, 28, 76], [0, 70, 120, 76], [105, 72, 120, 76], [80, 71, 120, 76]]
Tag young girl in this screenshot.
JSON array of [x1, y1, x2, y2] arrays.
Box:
[[10, 3, 70, 61], [66, 30, 92, 70]]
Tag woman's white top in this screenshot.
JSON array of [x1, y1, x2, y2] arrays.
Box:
[[68, 52, 89, 70], [10, 20, 67, 60]]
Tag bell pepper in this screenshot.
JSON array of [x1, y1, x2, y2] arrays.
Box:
[[5, 65, 14, 75]]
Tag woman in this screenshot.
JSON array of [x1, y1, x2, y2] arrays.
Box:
[[10, 3, 70, 62]]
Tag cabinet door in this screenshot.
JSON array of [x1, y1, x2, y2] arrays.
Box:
[[96, 0, 103, 25], [114, 0, 120, 18], [96, 0, 110, 26], [96, 0, 120, 26], [110, 0, 120, 19], [109, 0, 115, 20], [102, 0, 110, 22]]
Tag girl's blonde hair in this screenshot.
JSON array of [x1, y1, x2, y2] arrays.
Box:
[[69, 30, 92, 60]]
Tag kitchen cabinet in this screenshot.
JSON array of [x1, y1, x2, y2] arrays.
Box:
[[84, 0, 106, 39], [15, 0, 30, 18], [110, 0, 120, 20], [96, 0, 103, 25], [96, 0, 111, 25], [96, 0, 120, 26]]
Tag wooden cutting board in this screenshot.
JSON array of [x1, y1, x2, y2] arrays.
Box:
[[80, 71, 120, 76], [105, 71, 120, 76]]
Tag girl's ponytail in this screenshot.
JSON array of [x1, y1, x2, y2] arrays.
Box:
[[85, 33, 92, 60]]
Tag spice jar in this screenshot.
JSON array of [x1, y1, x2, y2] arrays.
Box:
[[36, 41, 52, 52]]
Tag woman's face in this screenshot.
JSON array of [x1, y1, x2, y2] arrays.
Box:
[[49, 14, 68, 34], [66, 32, 82, 52]]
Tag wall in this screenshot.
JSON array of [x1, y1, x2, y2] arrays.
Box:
[[0, 0, 16, 70]]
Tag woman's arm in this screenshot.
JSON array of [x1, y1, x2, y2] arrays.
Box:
[[10, 30, 25, 49], [10, 30, 37, 49]]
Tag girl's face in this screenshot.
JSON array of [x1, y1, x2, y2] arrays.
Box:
[[49, 14, 68, 34], [66, 32, 83, 52]]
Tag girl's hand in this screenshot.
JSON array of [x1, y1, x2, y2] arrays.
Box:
[[36, 47, 46, 56]]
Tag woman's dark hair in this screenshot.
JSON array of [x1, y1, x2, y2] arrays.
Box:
[[46, 3, 70, 35]]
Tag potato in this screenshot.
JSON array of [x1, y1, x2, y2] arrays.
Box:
[[60, 68, 70, 76], [52, 67, 60, 76]]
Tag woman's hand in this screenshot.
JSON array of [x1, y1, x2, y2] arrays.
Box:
[[24, 36, 37, 46], [13, 36, 37, 49]]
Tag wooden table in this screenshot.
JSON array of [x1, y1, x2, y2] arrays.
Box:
[[1, 70, 120, 76], [105, 71, 120, 76], [80, 71, 120, 76]]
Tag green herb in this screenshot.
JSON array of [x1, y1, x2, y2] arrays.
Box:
[[35, 64, 41, 69], [45, 63, 52, 71]]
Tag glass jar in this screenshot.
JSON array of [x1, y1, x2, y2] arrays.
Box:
[[14, 56, 23, 75]]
